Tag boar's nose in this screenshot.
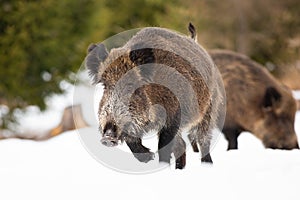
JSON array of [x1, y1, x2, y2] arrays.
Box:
[[101, 137, 118, 147], [101, 128, 118, 147], [279, 142, 299, 150], [283, 139, 299, 150]]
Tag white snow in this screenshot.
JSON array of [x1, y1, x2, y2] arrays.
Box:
[[1, 88, 300, 200], [293, 90, 300, 99]]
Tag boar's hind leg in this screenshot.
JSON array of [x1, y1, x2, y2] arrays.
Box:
[[125, 135, 155, 163], [199, 134, 213, 163], [200, 141, 213, 163], [222, 127, 242, 150], [188, 131, 199, 152], [197, 124, 213, 163], [197, 108, 213, 163], [173, 135, 186, 169]]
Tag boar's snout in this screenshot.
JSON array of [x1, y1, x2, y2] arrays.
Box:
[[101, 136, 118, 147], [277, 143, 299, 150], [101, 129, 118, 147], [101, 122, 118, 147], [263, 136, 299, 150]]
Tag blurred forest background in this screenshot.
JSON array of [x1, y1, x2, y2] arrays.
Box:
[[0, 0, 300, 131]]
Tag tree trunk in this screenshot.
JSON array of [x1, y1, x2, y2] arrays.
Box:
[[0, 104, 89, 140]]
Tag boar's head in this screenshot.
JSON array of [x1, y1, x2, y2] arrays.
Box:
[[85, 43, 153, 147], [254, 87, 299, 150]]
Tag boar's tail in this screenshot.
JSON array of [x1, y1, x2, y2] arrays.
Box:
[[188, 22, 197, 42]]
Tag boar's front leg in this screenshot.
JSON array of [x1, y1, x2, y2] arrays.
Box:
[[158, 127, 175, 164], [125, 134, 155, 163]]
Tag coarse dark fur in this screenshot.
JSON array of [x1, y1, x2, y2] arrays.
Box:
[[209, 49, 299, 150], [85, 26, 224, 169]]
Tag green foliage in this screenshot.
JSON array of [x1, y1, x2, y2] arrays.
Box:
[[87, 0, 181, 42], [0, 0, 96, 127], [246, 0, 300, 69]]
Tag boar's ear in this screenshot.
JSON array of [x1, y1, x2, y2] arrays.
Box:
[[262, 87, 282, 110], [85, 43, 109, 84], [129, 48, 155, 66], [87, 43, 97, 53]]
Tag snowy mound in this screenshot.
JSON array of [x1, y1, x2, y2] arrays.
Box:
[[293, 90, 300, 99]]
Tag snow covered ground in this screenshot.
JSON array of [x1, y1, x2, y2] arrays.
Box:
[[1, 89, 300, 200]]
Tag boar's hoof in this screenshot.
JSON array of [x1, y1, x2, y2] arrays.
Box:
[[201, 153, 213, 164], [134, 152, 155, 163], [175, 153, 186, 170]]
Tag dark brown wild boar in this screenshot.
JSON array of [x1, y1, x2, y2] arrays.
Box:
[[209, 49, 299, 150], [189, 23, 298, 150], [85, 27, 224, 169]]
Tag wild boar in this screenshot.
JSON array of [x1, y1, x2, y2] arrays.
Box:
[[210, 49, 299, 150], [188, 23, 299, 150], [85, 26, 224, 169]]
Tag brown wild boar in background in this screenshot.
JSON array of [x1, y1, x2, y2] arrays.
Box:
[[190, 21, 298, 150], [85, 27, 224, 169], [209, 49, 299, 150]]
